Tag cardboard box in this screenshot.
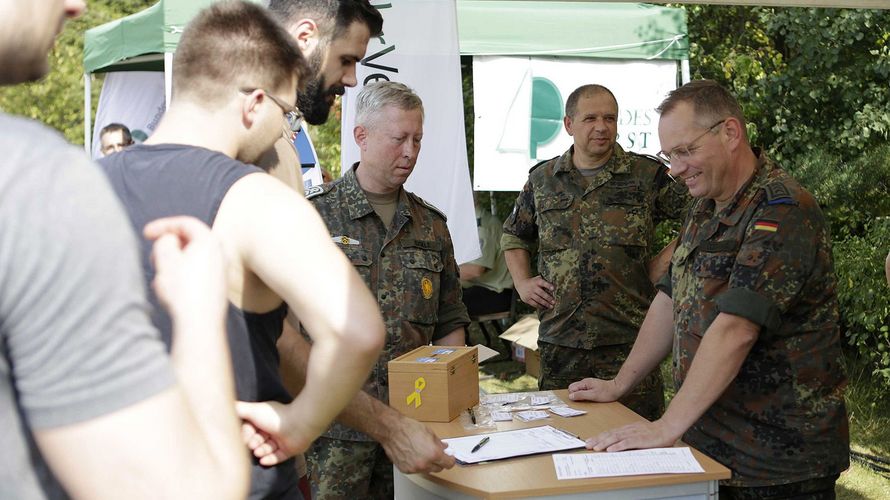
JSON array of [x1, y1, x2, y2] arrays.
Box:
[[388, 345, 479, 422], [499, 315, 541, 378]]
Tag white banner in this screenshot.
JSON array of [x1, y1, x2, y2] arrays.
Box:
[[91, 71, 166, 159], [472, 56, 678, 191], [341, 0, 478, 264]]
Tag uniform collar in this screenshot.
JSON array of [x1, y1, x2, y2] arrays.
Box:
[[692, 148, 774, 227], [342, 163, 413, 223], [552, 143, 630, 175]]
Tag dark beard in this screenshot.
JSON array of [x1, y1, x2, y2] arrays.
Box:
[[298, 77, 342, 125]]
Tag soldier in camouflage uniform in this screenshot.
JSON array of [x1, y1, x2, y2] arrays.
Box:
[[502, 84, 689, 421], [571, 80, 849, 498], [303, 82, 469, 499]]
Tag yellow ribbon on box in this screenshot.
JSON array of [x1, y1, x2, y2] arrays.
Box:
[[406, 376, 426, 408]]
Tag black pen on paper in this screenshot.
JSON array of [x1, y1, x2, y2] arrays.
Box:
[[470, 436, 490, 453]]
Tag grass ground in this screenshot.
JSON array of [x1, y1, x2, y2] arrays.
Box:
[[468, 324, 890, 499]]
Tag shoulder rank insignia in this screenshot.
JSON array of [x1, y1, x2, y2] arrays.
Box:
[[763, 182, 797, 206], [528, 156, 558, 173], [333, 235, 361, 245], [304, 185, 325, 199], [631, 152, 668, 167], [411, 193, 447, 220]]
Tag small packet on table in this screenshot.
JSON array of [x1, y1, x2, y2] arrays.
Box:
[[515, 410, 550, 422], [490, 411, 513, 422], [549, 406, 587, 418]]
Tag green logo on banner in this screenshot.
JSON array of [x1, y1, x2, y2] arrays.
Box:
[[530, 77, 562, 159]]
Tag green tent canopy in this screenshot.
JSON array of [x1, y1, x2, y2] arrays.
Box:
[[84, 0, 687, 74], [83, 0, 260, 74], [457, 1, 688, 60]]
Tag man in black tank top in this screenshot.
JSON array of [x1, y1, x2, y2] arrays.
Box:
[[99, 3, 385, 499]]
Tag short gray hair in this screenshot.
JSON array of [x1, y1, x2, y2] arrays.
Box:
[[355, 81, 424, 127]]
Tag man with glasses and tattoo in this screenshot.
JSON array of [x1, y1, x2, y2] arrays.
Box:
[[502, 84, 689, 422], [570, 80, 849, 499], [99, 3, 385, 498]]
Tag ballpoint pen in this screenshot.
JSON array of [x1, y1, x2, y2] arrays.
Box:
[[470, 436, 490, 453]]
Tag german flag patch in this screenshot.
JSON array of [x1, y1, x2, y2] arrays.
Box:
[[754, 220, 779, 232]]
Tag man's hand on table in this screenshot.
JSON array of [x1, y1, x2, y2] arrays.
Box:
[[567, 377, 623, 403], [585, 419, 682, 452], [381, 414, 456, 474]]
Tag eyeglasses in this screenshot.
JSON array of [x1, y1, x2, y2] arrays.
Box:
[[656, 119, 726, 166], [240, 88, 302, 133]]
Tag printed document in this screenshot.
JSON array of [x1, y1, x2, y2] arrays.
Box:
[[553, 447, 705, 480], [443, 425, 585, 465]]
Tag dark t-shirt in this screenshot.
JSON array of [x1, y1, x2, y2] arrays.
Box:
[[100, 144, 298, 499]]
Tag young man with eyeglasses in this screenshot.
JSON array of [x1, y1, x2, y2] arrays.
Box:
[[99, 3, 385, 498], [502, 84, 689, 422], [258, 0, 384, 193], [570, 80, 849, 499]]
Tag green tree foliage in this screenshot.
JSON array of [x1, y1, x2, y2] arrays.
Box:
[[833, 218, 890, 387], [687, 6, 890, 163], [687, 6, 890, 388], [308, 99, 343, 179], [0, 1, 154, 145]]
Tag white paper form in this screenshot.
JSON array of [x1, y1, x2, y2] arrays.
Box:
[[552, 447, 705, 480], [443, 425, 585, 465]]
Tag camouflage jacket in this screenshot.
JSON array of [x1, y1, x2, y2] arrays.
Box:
[[659, 151, 849, 486], [502, 144, 688, 349], [307, 165, 469, 442]]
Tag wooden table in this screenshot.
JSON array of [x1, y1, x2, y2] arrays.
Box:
[[394, 390, 730, 499]]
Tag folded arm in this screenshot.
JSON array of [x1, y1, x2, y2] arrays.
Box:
[[220, 174, 385, 462]]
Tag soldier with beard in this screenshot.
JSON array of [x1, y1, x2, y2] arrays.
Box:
[[261, 0, 383, 192]]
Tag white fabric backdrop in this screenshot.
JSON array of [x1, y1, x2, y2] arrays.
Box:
[[91, 71, 166, 159], [340, 0, 479, 264], [472, 56, 679, 191]]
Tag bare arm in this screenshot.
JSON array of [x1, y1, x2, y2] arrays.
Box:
[[504, 248, 555, 309], [587, 312, 759, 452], [273, 324, 459, 473], [647, 238, 677, 285], [459, 263, 487, 281], [569, 291, 674, 403], [36, 217, 248, 500], [221, 174, 385, 462]]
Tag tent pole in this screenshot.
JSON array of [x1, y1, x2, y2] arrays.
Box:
[[681, 59, 691, 85], [83, 73, 91, 155], [164, 52, 173, 108]]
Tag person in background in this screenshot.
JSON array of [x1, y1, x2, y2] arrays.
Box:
[[99, 122, 134, 156], [460, 193, 514, 317], [502, 83, 689, 421]]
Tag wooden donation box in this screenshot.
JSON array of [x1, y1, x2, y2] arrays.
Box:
[[388, 346, 479, 422]]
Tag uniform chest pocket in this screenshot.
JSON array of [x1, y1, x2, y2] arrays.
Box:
[[341, 247, 372, 283], [693, 251, 735, 280], [602, 188, 648, 247], [399, 249, 443, 324], [537, 194, 575, 251]]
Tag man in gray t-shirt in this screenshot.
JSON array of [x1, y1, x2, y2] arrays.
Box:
[[0, 1, 248, 498]]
